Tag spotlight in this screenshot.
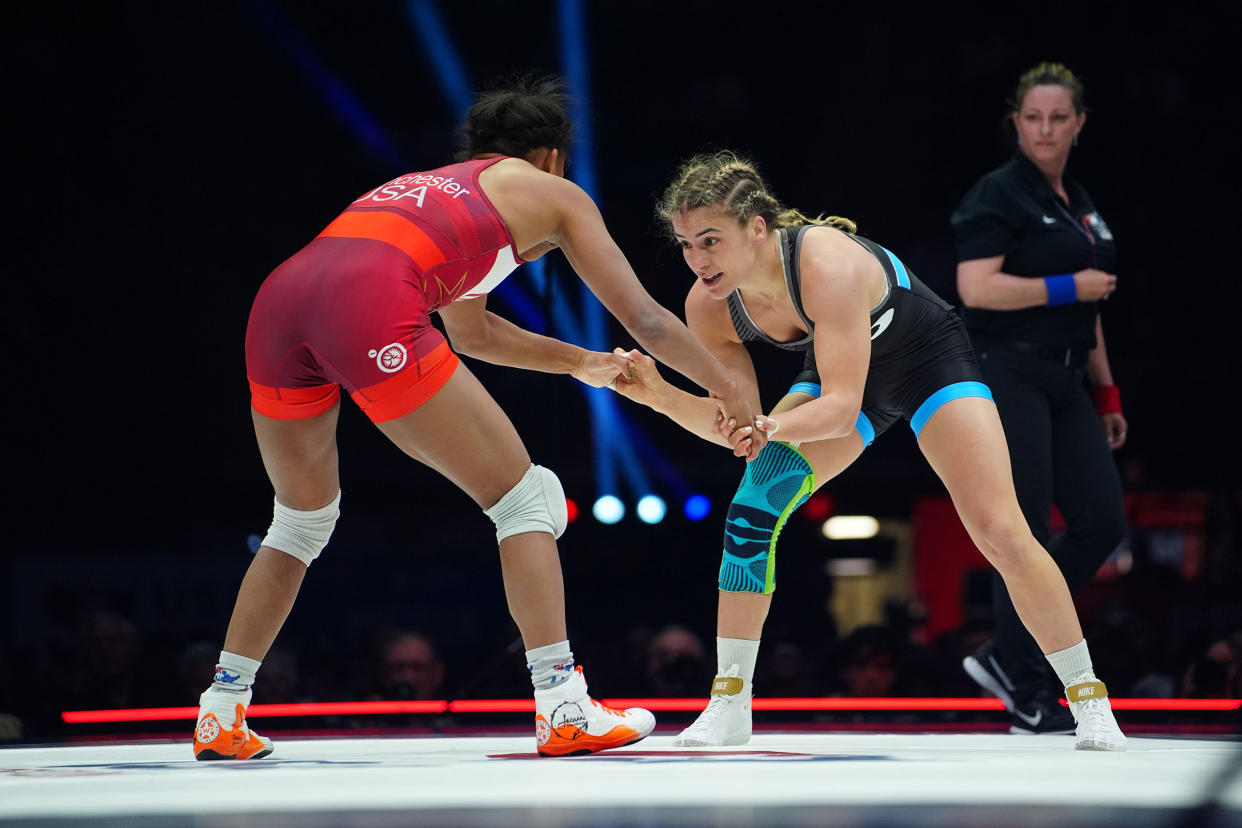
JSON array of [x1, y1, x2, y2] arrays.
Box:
[[801, 492, 834, 522], [822, 515, 880, 540], [683, 495, 711, 521], [565, 497, 579, 524], [636, 495, 666, 524], [593, 495, 625, 525]]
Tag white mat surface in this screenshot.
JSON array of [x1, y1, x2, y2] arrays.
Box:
[[3, 732, 1240, 825]]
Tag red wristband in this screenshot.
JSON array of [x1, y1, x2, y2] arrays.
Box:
[[1091, 385, 1122, 415]]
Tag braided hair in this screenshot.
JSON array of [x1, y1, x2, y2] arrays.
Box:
[[656, 151, 855, 237]]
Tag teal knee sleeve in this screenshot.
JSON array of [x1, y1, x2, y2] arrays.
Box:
[[719, 441, 815, 594]]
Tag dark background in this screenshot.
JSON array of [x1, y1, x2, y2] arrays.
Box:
[[3, 2, 1240, 735]]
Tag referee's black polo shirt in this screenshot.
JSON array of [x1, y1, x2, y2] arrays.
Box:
[[950, 152, 1116, 351]]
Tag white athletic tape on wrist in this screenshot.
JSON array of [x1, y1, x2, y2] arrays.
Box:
[[261, 491, 341, 566], [484, 464, 567, 543]]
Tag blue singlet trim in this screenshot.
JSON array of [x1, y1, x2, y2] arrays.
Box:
[[788, 381, 821, 397], [856, 412, 876, 447], [878, 245, 911, 289], [910, 381, 994, 438]]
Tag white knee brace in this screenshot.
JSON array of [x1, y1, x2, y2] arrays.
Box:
[[261, 491, 341, 566], [484, 465, 567, 543]]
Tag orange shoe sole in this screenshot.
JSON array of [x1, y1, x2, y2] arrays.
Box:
[[536, 722, 647, 757], [193, 706, 274, 761]]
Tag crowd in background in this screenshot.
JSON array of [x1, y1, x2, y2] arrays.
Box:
[[3, 506, 1239, 743]]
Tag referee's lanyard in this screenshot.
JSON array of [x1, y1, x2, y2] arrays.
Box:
[[1053, 201, 1098, 268]]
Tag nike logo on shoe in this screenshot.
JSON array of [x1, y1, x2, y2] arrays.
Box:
[[1042, 215, 1057, 225], [1013, 708, 1043, 727]]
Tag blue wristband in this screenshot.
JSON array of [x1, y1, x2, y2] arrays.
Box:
[[1044, 273, 1077, 306]]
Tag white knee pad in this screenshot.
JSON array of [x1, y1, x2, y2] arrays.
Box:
[[261, 491, 341, 566], [484, 465, 567, 543]]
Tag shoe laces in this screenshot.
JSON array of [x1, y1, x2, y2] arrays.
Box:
[[1074, 695, 1117, 730], [686, 668, 745, 733], [589, 697, 625, 716], [691, 693, 735, 730]]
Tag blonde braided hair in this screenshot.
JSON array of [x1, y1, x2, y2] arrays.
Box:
[[656, 150, 855, 237]]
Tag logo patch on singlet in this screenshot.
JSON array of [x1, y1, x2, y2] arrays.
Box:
[[369, 343, 408, 373], [870, 307, 895, 341]]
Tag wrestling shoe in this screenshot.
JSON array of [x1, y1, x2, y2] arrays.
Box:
[[965, 640, 1075, 734], [533, 666, 654, 756], [193, 686, 274, 761], [1008, 684, 1076, 735], [1066, 680, 1127, 751], [962, 639, 1019, 711], [673, 665, 752, 747]]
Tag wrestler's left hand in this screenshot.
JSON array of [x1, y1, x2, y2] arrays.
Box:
[[715, 411, 763, 461], [712, 389, 767, 461], [610, 348, 667, 408]]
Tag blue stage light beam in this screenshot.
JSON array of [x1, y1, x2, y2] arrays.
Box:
[[557, 0, 598, 200], [405, 0, 473, 121], [401, 0, 547, 334], [395, 0, 681, 506], [245, 0, 407, 172], [558, 0, 626, 503], [615, 415, 695, 501], [557, 0, 605, 355]]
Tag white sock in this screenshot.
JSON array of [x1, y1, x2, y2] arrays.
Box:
[[212, 651, 261, 692], [1045, 639, 1095, 687], [717, 637, 760, 685], [526, 640, 575, 691]]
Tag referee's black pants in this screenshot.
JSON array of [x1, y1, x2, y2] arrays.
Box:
[[973, 339, 1125, 693]]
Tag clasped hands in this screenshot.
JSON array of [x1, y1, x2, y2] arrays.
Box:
[[713, 408, 779, 459], [601, 347, 774, 462]]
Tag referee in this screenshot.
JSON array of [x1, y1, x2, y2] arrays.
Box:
[[950, 62, 1127, 735]]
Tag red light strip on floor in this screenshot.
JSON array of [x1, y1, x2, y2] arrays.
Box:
[[61, 697, 1241, 724], [1110, 698, 1240, 711], [62, 700, 449, 723], [449, 699, 535, 713]]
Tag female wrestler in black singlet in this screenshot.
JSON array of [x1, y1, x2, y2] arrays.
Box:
[[612, 150, 1126, 751]]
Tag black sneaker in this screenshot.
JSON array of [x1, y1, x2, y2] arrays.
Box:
[[962, 639, 1019, 711], [1008, 684, 1076, 735]]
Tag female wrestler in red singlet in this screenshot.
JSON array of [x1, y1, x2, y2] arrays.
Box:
[[192, 76, 763, 760]]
